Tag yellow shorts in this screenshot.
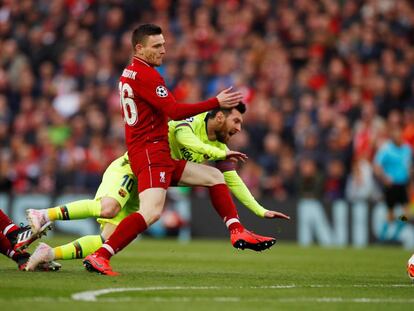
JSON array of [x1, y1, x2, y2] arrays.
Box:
[[96, 154, 139, 227]]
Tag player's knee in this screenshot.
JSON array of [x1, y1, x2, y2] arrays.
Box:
[[142, 209, 162, 225], [205, 167, 225, 186], [100, 197, 121, 218], [139, 203, 164, 225]]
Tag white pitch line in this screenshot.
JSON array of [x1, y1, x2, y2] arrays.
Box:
[[71, 284, 413, 302], [3, 295, 414, 304], [72, 286, 222, 302]]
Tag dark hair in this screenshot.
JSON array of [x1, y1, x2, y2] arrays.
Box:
[[208, 102, 246, 119], [131, 24, 162, 48]]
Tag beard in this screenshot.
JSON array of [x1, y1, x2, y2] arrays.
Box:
[[215, 130, 228, 143], [145, 52, 162, 66]]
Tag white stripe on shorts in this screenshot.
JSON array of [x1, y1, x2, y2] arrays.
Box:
[[145, 148, 153, 188]]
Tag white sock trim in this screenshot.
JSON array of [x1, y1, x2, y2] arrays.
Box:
[[102, 244, 115, 255], [8, 250, 15, 258], [225, 218, 240, 228], [3, 224, 15, 236]]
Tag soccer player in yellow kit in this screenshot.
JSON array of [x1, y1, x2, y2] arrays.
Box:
[[25, 103, 289, 270]]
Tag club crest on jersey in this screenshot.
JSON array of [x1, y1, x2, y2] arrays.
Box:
[[156, 85, 168, 97], [118, 189, 127, 198], [160, 171, 166, 183]]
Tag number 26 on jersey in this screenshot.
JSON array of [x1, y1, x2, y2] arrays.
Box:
[[119, 82, 138, 126]]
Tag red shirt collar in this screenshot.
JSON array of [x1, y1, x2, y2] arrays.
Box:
[[133, 56, 151, 67]]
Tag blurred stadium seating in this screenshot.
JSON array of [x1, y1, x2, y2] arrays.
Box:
[[0, 0, 413, 208]]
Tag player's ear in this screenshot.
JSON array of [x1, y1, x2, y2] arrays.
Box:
[[216, 111, 225, 123], [135, 43, 144, 55]]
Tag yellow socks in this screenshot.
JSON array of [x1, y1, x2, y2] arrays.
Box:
[[47, 200, 102, 221], [53, 235, 104, 260]]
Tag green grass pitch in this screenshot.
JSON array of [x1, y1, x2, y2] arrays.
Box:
[[1, 237, 413, 311]]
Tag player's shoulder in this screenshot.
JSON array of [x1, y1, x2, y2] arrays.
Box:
[[132, 60, 161, 79], [120, 61, 140, 83], [170, 118, 194, 132], [121, 59, 159, 82], [174, 112, 206, 131], [193, 112, 209, 125], [172, 112, 207, 127]]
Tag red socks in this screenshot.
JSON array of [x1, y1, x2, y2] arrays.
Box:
[[95, 184, 243, 260], [208, 184, 243, 232], [0, 232, 13, 258], [97, 212, 148, 260], [0, 210, 19, 237]]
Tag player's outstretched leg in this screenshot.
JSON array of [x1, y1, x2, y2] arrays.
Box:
[[208, 183, 277, 251], [230, 228, 276, 251], [25, 235, 103, 271], [26, 200, 103, 231]]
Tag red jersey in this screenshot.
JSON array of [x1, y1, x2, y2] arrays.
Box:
[[119, 57, 219, 157]]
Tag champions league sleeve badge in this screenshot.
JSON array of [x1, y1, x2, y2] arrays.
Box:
[[156, 85, 168, 97]]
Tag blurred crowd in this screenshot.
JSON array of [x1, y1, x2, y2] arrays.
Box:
[[0, 0, 413, 203]]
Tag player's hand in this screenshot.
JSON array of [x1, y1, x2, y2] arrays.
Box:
[[264, 210, 290, 220], [216, 87, 243, 108], [226, 150, 248, 162]]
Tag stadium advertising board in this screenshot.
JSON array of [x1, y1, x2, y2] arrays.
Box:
[[1, 194, 413, 248]]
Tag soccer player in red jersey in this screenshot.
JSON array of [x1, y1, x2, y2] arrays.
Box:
[[83, 24, 276, 275], [0, 209, 59, 270], [0, 209, 29, 269]]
